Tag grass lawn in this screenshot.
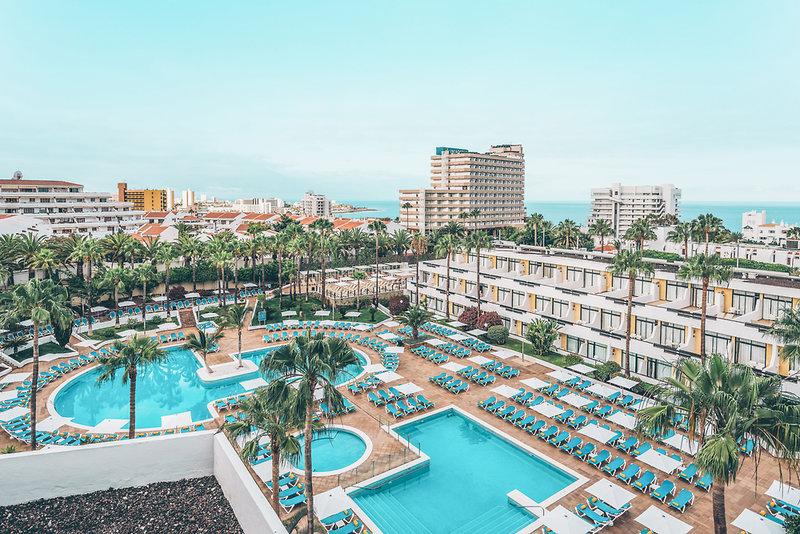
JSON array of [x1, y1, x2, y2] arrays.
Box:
[[11, 342, 73, 363], [252, 297, 388, 326], [87, 327, 122, 342], [198, 306, 225, 321], [133, 316, 178, 332]]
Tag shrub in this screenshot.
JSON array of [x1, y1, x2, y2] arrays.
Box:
[[476, 311, 502, 330], [564, 354, 583, 367], [388, 295, 410, 315], [486, 325, 509, 344], [169, 285, 186, 300], [0, 445, 18, 454], [368, 306, 378, 322], [525, 319, 561, 356], [53, 317, 73, 347], [594, 361, 622, 382], [458, 307, 479, 329], [91, 327, 119, 341]]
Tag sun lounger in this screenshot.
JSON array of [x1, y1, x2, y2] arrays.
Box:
[[575, 504, 612, 527], [631, 442, 651, 456], [527, 420, 546, 435], [280, 493, 307, 513], [573, 442, 595, 460], [549, 431, 570, 447], [386, 404, 403, 419], [478, 396, 496, 408], [416, 395, 434, 409], [677, 463, 697, 482], [538, 425, 559, 441], [617, 436, 638, 453], [567, 414, 587, 429], [650, 480, 675, 503], [587, 496, 631, 518], [739, 438, 755, 456], [695, 472, 713, 491], [633, 470, 656, 492], [668, 489, 695, 513], [616, 464, 640, 484], [560, 437, 583, 453], [601, 457, 625, 475], [588, 449, 611, 468], [515, 414, 536, 429]]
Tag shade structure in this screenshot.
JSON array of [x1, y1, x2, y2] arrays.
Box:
[[634, 505, 692, 534], [440, 362, 466, 373], [492, 349, 516, 359], [87, 418, 129, 434], [636, 448, 683, 474], [425, 338, 445, 346], [378, 332, 400, 341], [561, 393, 593, 409], [540, 505, 593, 534], [547, 370, 577, 383], [281, 310, 297, 317], [362, 363, 387, 374], [0, 406, 28, 423], [520, 377, 549, 390], [567, 363, 595, 375], [319, 320, 335, 327], [161, 411, 193, 428], [344, 311, 362, 318], [467, 355, 492, 366], [767, 480, 800, 507], [468, 328, 487, 335], [240, 377, 269, 391], [491, 384, 522, 398], [731, 509, 785, 534], [184, 292, 200, 298], [585, 479, 636, 509], [315, 310, 331, 316], [375, 371, 403, 383], [531, 402, 565, 418], [447, 320, 467, 327], [118, 301, 135, 307], [607, 410, 638, 430], [352, 323, 371, 331], [449, 333, 470, 341], [382, 320, 400, 327], [0, 372, 32, 384], [394, 382, 423, 395], [37, 416, 74, 432], [383, 347, 404, 354], [19, 319, 34, 327], [243, 283, 257, 288], [586, 383, 619, 398], [578, 424, 620, 444], [662, 433, 699, 456], [90, 305, 108, 313], [283, 319, 300, 326], [152, 296, 167, 302], [609, 375, 639, 389]]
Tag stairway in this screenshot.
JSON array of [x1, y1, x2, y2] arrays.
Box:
[[178, 309, 196, 329]]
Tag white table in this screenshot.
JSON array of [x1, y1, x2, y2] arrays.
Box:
[[531, 402, 565, 419], [561, 393, 593, 409], [732, 509, 785, 534], [637, 448, 683, 474], [635, 505, 692, 534], [607, 410, 638, 430], [578, 424, 619, 444], [540, 505, 593, 534]]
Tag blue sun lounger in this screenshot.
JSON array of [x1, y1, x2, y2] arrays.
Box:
[[573, 442, 595, 460], [616, 464, 640, 484], [538, 425, 559, 441], [587, 496, 631, 518], [560, 437, 583, 453], [669, 489, 695, 513], [678, 463, 697, 482], [633, 470, 656, 492], [588, 449, 611, 467], [601, 457, 625, 475], [695, 472, 713, 491], [650, 480, 675, 503]]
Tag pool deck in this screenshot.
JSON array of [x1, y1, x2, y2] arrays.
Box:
[[1, 301, 791, 533]]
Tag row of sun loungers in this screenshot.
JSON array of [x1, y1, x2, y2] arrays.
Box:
[[478, 359, 520, 378], [383, 395, 434, 419], [150, 332, 186, 345], [264, 321, 375, 332], [320, 399, 357, 417], [410, 346, 448, 365], [213, 394, 248, 412], [419, 322, 492, 352], [1, 325, 55, 343], [428, 373, 469, 394], [455, 366, 496, 386]]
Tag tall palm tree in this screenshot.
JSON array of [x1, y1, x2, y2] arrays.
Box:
[[553, 220, 581, 249], [678, 254, 733, 361], [351, 270, 366, 309], [210, 249, 232, 308], [693, 213, 724, 255], [183, 328, 224, 373], [637, 355, 800, 534], [434, 233, 461, 319], [465, 231, 492, 317], [768, 306, 800, 366], [411, 232, 427, 306], [223, 304, 249, 368], [367, 220, 387, 305], [96, 336, 166, 439], [397, 305, 433, 339], [0, 279, 72, 449], [273, 232, 289, 308], [226, 388, 303, 512], [588, 219, 613, 252], [56, 233, 88, 278], [133, 264, 156, 331], [624, 218, 656, 251], [527, 213, 545, 247], [178, 235, 203, 291], [468, 208, 481, 232], [104, 266, 127, 327], [0, 234, 20, 286], [391, 230, 411, 260], [610, 250, 654, 376], [230, 241, 243, 292], [77, 238, 104, 335], [17, 233, 46, 280], [140, 237, 162, 270], [401, 201, 413, 229], [443, 221, 466, 239], [154, 243, 176, 317], [310, 219, 334, 305], [261, 334, 358, 533], [667, 221, 694, 259], [29, 249, 58, 279], [102, 232, 132, 268]]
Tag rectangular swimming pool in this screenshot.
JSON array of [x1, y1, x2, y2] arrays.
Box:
[[351, 408, 578, 534]]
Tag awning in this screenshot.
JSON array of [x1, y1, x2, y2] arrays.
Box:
[[634, 505, 692, 534], [284, 319, 300, 326], [344, 311, 362, 318], [547, 370, 577, 383], [90, 306, 108, 313], [731, 509, 785, 534], [561, 393, 593, 409], [578, 424, 620, 444], [378, 332, 400, 341], [448, 320, 467, 327], [425, 338, 445, 346], [637, 449, 683, 474], [531, 402, 565, 418], [281, 310, 297, 317], [585, 479, 635, 509], [607, 410, 638, 430], [568, 363, 595, 375], [152, 296, 167, 302], [362, 363, 387, 374], [449, 333, 470, 341], [467, 328, 487, 335], [315, 310, 331, 316], [609, 375, 639, 389], [586, 383, 619, 398], [767, 480, 800, 507], [118, 301, 135, 307], [520, 377, 549, 390], [375, 371, 403, 383]]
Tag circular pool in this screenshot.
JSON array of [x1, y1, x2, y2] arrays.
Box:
[[291, 427, 371, 476]]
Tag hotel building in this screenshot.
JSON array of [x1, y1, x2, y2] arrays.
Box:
[[117, 182, 167, 211], [409, 245, 799, 381], [299, 192, 332, 217], [742, 210, 799, 246], [399, 145, 525, 234], [0, 174, 142, 236], [588, 183, 681, 238]]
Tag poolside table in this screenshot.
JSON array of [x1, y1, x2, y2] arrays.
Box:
[[561, 393, 593, 409], [586, 383, 619, 398], [540, 505, 593, 534], [732, 508, 785, 534], [637, 448, 683, 474], [767, 480, 800, 507], [578, 424, 619, 444], [531, 402, 565, 419], [635, 505, 692, 534], [662, 432, 699, 456], [606, 410, 638, 430]]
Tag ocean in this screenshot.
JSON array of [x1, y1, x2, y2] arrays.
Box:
[[337, 200, 800, 232]]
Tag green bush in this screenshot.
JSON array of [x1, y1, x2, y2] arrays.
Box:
[[564, 354, 583, 366], [594, 361, 622, 382], [486, 325, 509, 345]]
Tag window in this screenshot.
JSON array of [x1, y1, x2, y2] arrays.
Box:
[[512, 290, 526, 308], [635, 318, 656, 339], [763, 295, 792, 320], [586, 341, 607, 363], [732, 290, 758, 314], [552, 299, 569, 317], [497, 288, 510, 302], [660, 322, 686, 346], [527, 261, 541, 276], [465, 281, 476, 294], [566, 267, 582, 282], [585, 270, 602, 287], [507, 258, 519, 273], [665, 281, 688, 301], [691, 287, 715, 307], [630, 352, 672, 379], [495, 257, 507, 271], [735, 339, 767, 366], [542, 263, 556, 278], [706, 332, 731, 356], [601, 310, 621, 330], [566, 335, 584, 354], [534, 296, 549, 313], [612, 275, 650, 296], [580, 305, 598, 324]]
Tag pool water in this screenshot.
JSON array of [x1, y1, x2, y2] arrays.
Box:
[[352, 409, 576, 534], [240, 347, 367, 385], [291, 429, 368, 473], [53, 346, 366, 429]]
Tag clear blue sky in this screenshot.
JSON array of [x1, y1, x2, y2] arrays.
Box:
[[1, 1, 798, 202]]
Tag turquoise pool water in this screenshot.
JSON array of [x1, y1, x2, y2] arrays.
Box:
[[352, 409, 576, 534], [292, 429, 368, 473], [53, 346, 366, 429], [240, 347, 367, 384]]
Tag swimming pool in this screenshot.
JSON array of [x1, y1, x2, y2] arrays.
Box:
[[352, 409, 578, 534], [52, 345, 367, 430], [239, 347, 367, 385], [291, 427, 370, 475]]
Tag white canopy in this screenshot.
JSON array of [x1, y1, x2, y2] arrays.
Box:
[[585, 479, 636, 509], [0, 406, 27, 423], [243, 283, 257, 288], [607, 410, 638, 430], [468, 328, 487, 335], [161, 411, 193, 428], [637, 448, 683, 474], [118, 301, 135, 307], [547, 370, 577, 383], [492, 349, 516, 359], [441, 362, 466, 373], [540, 505, 593, 534], [352, 323, 371, 331], [184, 292, 201, 298], [531, 402, 565, 419], [362, 363, 387, 374], [447, 320, 467, 327], [561, 393, 593, 409], [767, 480, 800, 507], [315, 310, 331, 316], [281, 310, 297, 317], [344, 312, 362, 318], [37, 416, 73, 432], [394, 382, 423, 395], [568, 363, 595, 375], [383, 320, 399, 327], [19, 319, 34, 326], [240, 378, 268, 391], [732, 509, 785, 534], [378, 332, 400, 341], [319, 320, 335, 326], [449, 333, 470, 341], [586, 383, 619, 398], [375, 371, 403, 383], [578, 424, 619, 444], [520, 377, 550, 390], [152, 296, 167, 302], [467, 355, 492, 366], [425, 338, 445, 346], [491, 384, 523, 398], [90, 305, 108, 312], [88, 418, 129, 434], [284, 319, 300, 326], [383, 347, 404, 354], [662, 433, 699, 456], [635, 505, 692, 534], [609, 375, 639, 389], [0, 372, 31, 384]]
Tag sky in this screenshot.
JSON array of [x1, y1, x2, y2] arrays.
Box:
[[0, 1, 798, 202]]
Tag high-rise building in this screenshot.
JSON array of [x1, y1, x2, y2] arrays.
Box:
[[300, 192, 331, 217], [1, 173, 141, 236], [166, 189, 175, 210], [399, 145, 525, 234], [588, 183, 681, 238], [181, 189, 196, 209], [117, 182, 167, 211]]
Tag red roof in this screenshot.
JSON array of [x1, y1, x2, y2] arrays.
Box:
[[180, 215, 201, 221], [143, 211, 171, 218], [593, 244, 617, 252], [0, 179, 81, 187], [334, 220, 365, 230], [203, 212, 239, 219]]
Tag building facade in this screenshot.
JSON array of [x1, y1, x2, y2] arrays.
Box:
[[742, 210, 798, 246], [409, 245, 799, 381], [299, 192, 332, 217], [399, 145, 525, 234], [0, 176, 142, 236], [588, 183, 681, 238], [117, 182, 167, 211], [181, 189, 196, 209]]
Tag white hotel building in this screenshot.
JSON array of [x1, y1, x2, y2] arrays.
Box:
[[0, 174, 142, 237], [588, 183, 681, 238], [409, 245, 800, 381]]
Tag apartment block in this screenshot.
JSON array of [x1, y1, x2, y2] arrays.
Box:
[[409, 245, 799, 381], [588, 183, 681, 238], [299, 192, 332, 217], [742, 210, 799, 246], [399, 145, 525, 234], [117, 182, 167, 211]]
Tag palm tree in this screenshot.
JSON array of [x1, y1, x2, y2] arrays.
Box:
[[678, 254, 733, 361], [273, 232, 289, 308], [468, 208, 481, 232], [0, 279, 72, 449], [553, 220, 581, 249], [693, 213, 724, 255], [261, 334, 359, 534], [183, 328, 224, 373], [788, 226, 800, 240], [637, 355, 800, 534], [527, 213, 545, 247], [434, 233, 461, 319], [443, 221, 466, 239], [133, 265, 156, 331], [102, 232, 132, 268], [411, 232, 427, 306], [624, 218, 656, 251], [310, 219, 334, 305], [210, 249, 232, 308], [367, 220, 387, 305], [178, 235, 203, 291], [525, 319, 561, 356], [464, 231, 492, 317], [667, 221, 694, 259], [391, 230, 411, 260], [401, 201, 413, 229], [75, 238, 104, 335], [104, 266, 127, 327], [230, 241, 243, 292], [152, 242, 175, 315], [29, 249, 58, 279], [610, 250, 654, 376], [96, 336, 166, 439], [397, 305, 433, 339], [768, 306, 800, 367], [588, 219, 613, 252], [351, 270, 366, 309], [17, 233, 46, 280], [226, 388, 303, 511], [0, 234, 20, 286], [223, 304, 249, 368]]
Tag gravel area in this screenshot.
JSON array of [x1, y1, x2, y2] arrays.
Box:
[[0, 476, 243, 534]]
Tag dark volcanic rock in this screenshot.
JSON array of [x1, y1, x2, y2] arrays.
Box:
[[0, 476, 243, 534]]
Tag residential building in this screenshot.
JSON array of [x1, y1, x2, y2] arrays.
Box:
[[742, 210, 799, 245], [181, 189, 196, 209], [588, 183, 681, 238], [231, 197, 287, 214], [0, 174, 142, 237], [299, 192, 332, 217], [117, 182, 167, 211], [399, 144, 525, 234], [166, 189, 175, 210], [409, 245, 799, 380]]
